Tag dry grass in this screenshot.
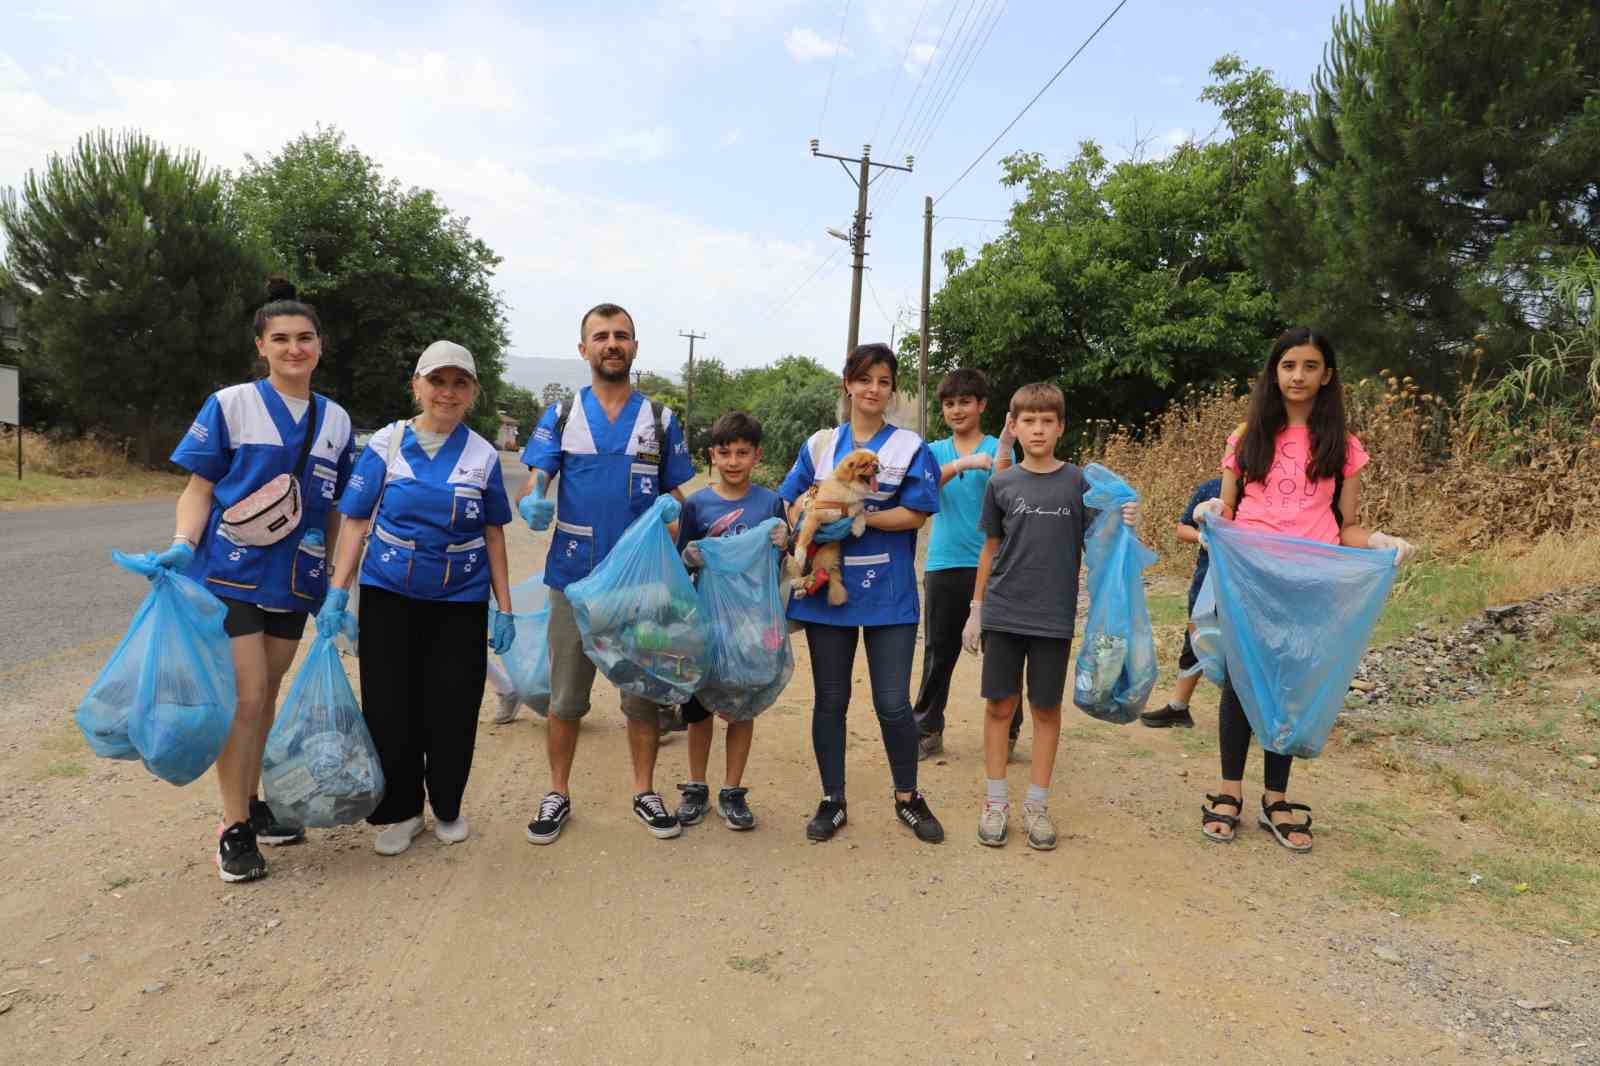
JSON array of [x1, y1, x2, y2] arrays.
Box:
[[0, 428, 186, 507]]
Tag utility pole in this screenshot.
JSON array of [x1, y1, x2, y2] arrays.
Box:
[[678, 329, 705, 445], [918, 195, 933, 439], [810, 140, 913, 355]]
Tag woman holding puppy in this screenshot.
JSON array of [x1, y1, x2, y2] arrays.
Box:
[[779, 343, 946, 844]]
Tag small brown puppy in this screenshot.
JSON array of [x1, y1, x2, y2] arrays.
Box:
[[791, 448, 880, 606]]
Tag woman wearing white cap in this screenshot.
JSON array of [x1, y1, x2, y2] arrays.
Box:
[[319, 341, 516, 855]]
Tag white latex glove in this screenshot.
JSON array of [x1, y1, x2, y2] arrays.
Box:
[[1191, 498, 1225, 524], [769, 523, 790, 550], [961, 602, 983, 656], [995, 415, 1016, 464], [1368, 531, 1417, 566], [953, 452, 993, 474], [1120, 501, 1140, 527]]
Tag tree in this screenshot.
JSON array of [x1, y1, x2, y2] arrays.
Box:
[[497, 383, 540, 445], [926, 58, 1301, 439], [232, 127, 510, 431], [680, 356, 736, 457], [540, 381, 575, 411], [1260, 0, 1600, 387], [739, 355, 840, 476], [0, 130, 267, 460]]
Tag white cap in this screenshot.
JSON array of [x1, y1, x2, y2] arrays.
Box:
[[414, 340, 477, 379]]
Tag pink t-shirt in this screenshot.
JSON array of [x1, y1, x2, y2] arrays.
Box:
[[1222, 426, 1369, 545]]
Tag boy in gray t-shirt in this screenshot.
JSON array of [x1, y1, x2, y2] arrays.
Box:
[[964, 383, 1138, 851]]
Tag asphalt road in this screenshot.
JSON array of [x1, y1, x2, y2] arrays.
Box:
[[0, 453, 529, 675]]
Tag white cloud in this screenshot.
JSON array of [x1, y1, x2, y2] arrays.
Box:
[[540, 128, 674, 164], [905, 42, 936, 73], [785, 27, 849, 62]]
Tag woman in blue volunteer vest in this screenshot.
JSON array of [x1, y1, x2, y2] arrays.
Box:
[[319, 341, 515, 857], [159, 280, 356, 883], [780, 343, 947, 844]]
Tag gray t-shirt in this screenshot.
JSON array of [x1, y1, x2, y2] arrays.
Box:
[[978, 462, 1091, 639]]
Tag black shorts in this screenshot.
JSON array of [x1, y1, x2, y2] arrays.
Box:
[[680, 694, 712, 725], [979, 630, 1071, 707], [220, 598, 309, 641]]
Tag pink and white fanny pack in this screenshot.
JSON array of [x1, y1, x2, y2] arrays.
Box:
[[218, 473, 304, 547]]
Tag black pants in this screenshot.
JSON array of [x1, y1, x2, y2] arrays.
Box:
[[358, 584, 487, 825], [1218, 678, 1292, 793], [912, 568, 1022, 739], [805, 622, 920, 797]]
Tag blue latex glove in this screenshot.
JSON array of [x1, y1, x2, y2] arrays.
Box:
[[658, 494, 681, 524], [813, 516, 857, 543], [149, 541, 195, 571], [489, 608, 516, 654], [316, 587, 352, 640], [519, 494, 554, 531]]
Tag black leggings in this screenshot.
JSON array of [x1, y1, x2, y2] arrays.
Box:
[[805, 622, 920, 798], [1218, 678, 1293, 793]]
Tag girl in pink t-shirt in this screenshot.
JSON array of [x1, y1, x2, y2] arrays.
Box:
[[1193, 328, 1417, 853]]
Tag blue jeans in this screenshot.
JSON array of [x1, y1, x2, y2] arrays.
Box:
[[804, 622, 920, 797]]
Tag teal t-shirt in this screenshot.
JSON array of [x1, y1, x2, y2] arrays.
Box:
[[925, 435, 998, 572]]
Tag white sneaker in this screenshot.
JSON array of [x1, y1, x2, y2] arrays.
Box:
[[374, 816, 426, 855], [434, 815, 470, 845], [491, 691, 521, 724]]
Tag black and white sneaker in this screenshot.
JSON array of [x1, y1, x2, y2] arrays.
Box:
[[717, 787, 756, 831], [1139, 702, 1196, 728], [895, 791, 946, 844], [249, 798, 305, 846], [526, 792, 571, 845], [633, 792, 682, 839], [216, 821, 267, 883], [805, 796, 847, 842], [675, 782, 710, 826]]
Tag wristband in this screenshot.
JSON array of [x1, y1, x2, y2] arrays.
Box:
[[969, 600, 982, 608]]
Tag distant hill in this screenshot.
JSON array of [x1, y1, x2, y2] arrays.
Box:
[[501, 355, 681, 397]]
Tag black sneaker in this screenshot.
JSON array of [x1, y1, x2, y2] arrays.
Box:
[[526, 791, 570, 845], [1140, 702, 1196, 728], [633, 792, 682, 839], [917, 731, 944, 760], [216, 821, 267, 883], [895, 791, 946, 843], [806, 797, 847, 842], [249, 798, 305, 846], [717, 787, 756, 831], [675, 782, 710, 826]]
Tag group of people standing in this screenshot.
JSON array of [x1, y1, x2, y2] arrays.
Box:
[[152, 281, 1416, 883]]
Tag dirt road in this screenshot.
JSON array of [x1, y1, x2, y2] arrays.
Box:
[[2, 504, 1592, 1065]]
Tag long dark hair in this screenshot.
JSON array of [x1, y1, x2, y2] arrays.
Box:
[[252, 277, 321, 338], [1235, 327, 1347, 485]]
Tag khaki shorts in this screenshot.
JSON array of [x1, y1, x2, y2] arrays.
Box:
[[547, 587, 666, 724]]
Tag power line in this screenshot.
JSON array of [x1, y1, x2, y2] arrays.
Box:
[[898, 0, 1000, 168], [870, 0, 932, 146], [865, 271, 894, 334], [767, 246, 846, 317], [938, 215, 1009, 224], [934, 0, 1130, 205], [890, 0, 982, 162], [816, 0, 854, 135], [882, 0, 963, 161]]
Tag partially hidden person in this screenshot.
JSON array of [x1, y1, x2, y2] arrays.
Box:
[[1139, 476, 1222, 729]]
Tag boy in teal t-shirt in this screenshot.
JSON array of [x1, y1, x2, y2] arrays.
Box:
[[912, 369, 1016, 757]]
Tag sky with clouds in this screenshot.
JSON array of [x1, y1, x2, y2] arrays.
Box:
[[3, 1, 1350, 376]]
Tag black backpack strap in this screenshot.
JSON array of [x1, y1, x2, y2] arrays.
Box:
[[553, 400, 569, 441], [649, 400, 667, 479]]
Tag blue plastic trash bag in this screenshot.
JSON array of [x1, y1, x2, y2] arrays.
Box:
[[693, 518, 794, 721], [498, 573, 552, 715], [566, 495, 710, 704], [262, 633, 385, 827], [1192, 516, 1398, 757], [1072, 464, 1159, 724], [76, 551, 236, 785]]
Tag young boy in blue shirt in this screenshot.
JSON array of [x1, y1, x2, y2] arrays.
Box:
[[1139, 477, 1223, 728], [673, 411, 789, 830], [912, 369, 1018, 758]]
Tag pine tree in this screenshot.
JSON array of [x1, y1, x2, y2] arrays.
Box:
[[0, 131, 266, 460], [1260, 0, 1600, 386]]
